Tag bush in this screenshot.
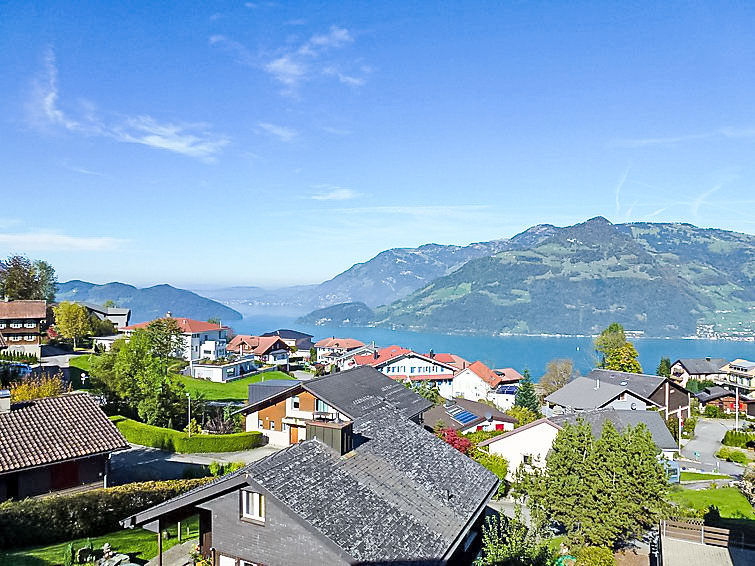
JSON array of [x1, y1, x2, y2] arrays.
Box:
[[704, 405, 723, 419], [722, 430, 755, 449], [111, 416, 264, 453], [716, 446, 748, 464], [575, 546, 615, 566], [0, 479, 209, 549], [472, 450, 508, 498]]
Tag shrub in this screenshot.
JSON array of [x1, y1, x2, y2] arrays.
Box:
[[722, 430, 755, 449], [716, 446, 749, 464], [473, 450, 508, 498], [704, 405, 723, 418], [110, 416, 264, 453], [0, 479, 210, 549], [437, 428, 472, 454], [575, 546, 615, 566]]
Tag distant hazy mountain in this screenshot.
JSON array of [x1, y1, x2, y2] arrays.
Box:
[[57, 280, 243, 324], [297, 301, 375, 327], [302, 218, 755, 338]]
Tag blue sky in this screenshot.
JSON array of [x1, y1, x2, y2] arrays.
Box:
[[2, 1, 755, 288]]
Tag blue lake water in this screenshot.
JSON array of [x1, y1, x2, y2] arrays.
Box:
[[232, 315, 753, 378]]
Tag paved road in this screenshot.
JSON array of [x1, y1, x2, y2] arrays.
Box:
[[109, 444, 281, 485], [662, 537, 755, 566], [680, 418, 745, 477]]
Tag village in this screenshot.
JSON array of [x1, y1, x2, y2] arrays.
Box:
[[1, 295, 755, 566]]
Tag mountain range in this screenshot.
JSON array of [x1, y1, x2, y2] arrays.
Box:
[[296, 218, 755, 338], [56, 280, 243, 324]]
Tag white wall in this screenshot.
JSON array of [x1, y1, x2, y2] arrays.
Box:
[[451, 368, 493, 402], [486, 422, 561, 480], [380, 355, 454, 378], [460, 419, 515, 434]]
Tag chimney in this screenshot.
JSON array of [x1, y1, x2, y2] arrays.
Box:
[[165, 311, 172, 318], [0, 389, 10, 414], [706, 357, 711, 362], [306, 419, 353, 456], [595, 375, 600, 389], [373, 350, 379, 360], [429, 349, 435, 358]]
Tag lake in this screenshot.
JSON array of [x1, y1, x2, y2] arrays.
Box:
[[231, 314, 754, 378]]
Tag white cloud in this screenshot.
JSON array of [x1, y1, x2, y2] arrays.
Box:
[[692, 184, 722, 218], [311, 187, 361, 200], [28, 48, 228, 161], [306, 26, 353, 50], [264, 55, 307, 87], [60, 160, 105, 177], [258, 122, 299, 142], [323, 66, 365, 86], [0, 232, 125, 252]]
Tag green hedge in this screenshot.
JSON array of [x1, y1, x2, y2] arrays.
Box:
[[722, 430, 755, 448], [0, 479, 209, 549], [717, 446, 748, 464], [111, 416, 263, 453]]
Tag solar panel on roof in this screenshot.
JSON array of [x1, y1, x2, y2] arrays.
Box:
[[497, 385, 518, 395], [453, 410, 478, 424]]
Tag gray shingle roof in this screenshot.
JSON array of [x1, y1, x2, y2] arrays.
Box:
[[696, 386, 737, 404], [550, 408, 677, 451], [424, 398, 517, 431], [587, 369, 666, 398], [246, 379, 302, 406], [303, 365, 434, 420], [545, 370, 669, 410], [674, 358, 729, 375], [0, 392, 129, 473]]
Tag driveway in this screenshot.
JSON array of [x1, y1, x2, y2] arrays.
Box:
[[680, 418, 745, 477], [108, 444, 281, 485]]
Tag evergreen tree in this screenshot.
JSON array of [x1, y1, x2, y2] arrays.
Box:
[[656, 357, 671, 378], [514, 369, 540, 414]]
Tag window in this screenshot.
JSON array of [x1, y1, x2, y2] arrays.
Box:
[[523, 454, 533, 466], [281, 422, 288, 432], [0, 322, 5, 328], [24, 321, 36, 328], [258, 419, 263, 428], [241, 491, 265, 522], [292, 396, 300, 409], [269, 420, 275, 430], [10, 321, 21, 329], [315, 399, 330, 413]]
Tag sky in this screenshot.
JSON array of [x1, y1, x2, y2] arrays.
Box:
[[2, 1, 755, 288]]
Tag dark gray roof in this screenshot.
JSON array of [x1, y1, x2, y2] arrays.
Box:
[[674, 358, 729, 375], [260, 329, 313, 340], [550, 408, 677, 451], [424, 398, 516, 431], [696, 386, 737, 404], [246, 379, 302, 407], [303, 365, 433, 420], [0, 392, 129, 473], [544, 376, 647, 410], [587, 369, 667, 398], [125, 407, 497, 563]]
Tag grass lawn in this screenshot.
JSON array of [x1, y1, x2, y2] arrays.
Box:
[[68, 354, 93, 373], [0, 516, 198, 566], [669, 486, 755, 519], [177, 370, 293, 401], [680, 471, 732, 481]]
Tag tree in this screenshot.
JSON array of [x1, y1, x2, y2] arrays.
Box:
[[102, 300, 116, 308], [594, 322, 626, 365], [0, 255, 57, 302], [687, 378, 715, 393], [477, 508, 553, 566], [604, 342, 642, 373], [207, 317, 220, 325], [506, 405, 538, 428], [656, 357, 671, 378], [310, 346, 317, 362], [89, 315, 116, 337], [539, 359, 574, 397], [514, 369, 540, 414], [53, 302, 91, 349], [145, 317, 185, 374], [9, 373, 70, 401]]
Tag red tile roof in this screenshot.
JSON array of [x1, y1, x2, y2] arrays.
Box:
[[123, 317, 222, 333], [314, 337, 365, 350], [227, 335, 288, 356], [494, 367, 524, 384], [353, 345, 412, 367], [430, 352, 470, 370], [0, 300, 47, 319]]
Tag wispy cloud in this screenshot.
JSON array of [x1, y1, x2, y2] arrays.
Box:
[[311, 186, 361, 200], [258, 122, 299, 142], [323, 66, 365, 86], [692, 184, 722, 218], [209, 35, 255, 66], [0, 231, 125, 252], [614, 127, 755, 148], [60, 160, 105, 177], [27, 48, 228, 162], [320, 125, 352, 136], [614, 166, 630, 214]]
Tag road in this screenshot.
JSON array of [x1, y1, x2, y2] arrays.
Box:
[[680, 418, 746, 477]]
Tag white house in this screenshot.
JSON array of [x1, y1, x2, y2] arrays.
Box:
[[226, 335, 290, 366], [450, 361, 522, 409], [423, 398, 517, 434], [670, 357, 728, 388], [191, 357, 259, 383], [479, 419, 561, 480], [121, 314, 227, 361], [314, 337, 365, 363], [353, 345, 458, 395]]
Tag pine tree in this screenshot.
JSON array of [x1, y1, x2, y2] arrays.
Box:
[[656, 357, 671, 378], [515, 369, 540, 414]]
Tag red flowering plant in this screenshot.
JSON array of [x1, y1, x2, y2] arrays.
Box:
[[437, 428, 472, 454]]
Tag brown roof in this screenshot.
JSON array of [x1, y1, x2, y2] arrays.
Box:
[[314, 337, 365, 350], [0, 300, 47, 320], [123, 317, 222, 333], [227, 335, 288, 356], [0, 392, 129, 473]]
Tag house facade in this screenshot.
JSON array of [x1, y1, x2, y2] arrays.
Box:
[[260, 329, 314, 360], [0, 390, 129, 501], [721, 359, 755, 392], [313, 337, 365, 363], [0, 299, 47, 358], [191, 357, 260, 383], [226, 335, 290, 366], [695, 386, 748, 414], [353, 345, 458, 395], [423, 398, 517, 434], [669, 357, 728, 388], [451, 362, 522, 409], [77, 302, 132, 329], [122, 315, 227, 361]]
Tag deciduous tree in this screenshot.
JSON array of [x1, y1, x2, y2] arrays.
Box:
[[146, 317, 185, 374], [0, 255, 57, 302], [53, 302, 91, 349], [604, 342, 642, 373], [539, 358, 575, 397]]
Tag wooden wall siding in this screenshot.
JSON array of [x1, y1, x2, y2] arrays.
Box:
[[650, 382, 689, 413], [298, 392, 317, 412], [258, 402, 287, 431]]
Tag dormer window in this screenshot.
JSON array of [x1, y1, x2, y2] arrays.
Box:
[[241, 490, 265, 523]]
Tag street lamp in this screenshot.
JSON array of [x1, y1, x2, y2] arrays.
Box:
[[187, 393, 191, 437]]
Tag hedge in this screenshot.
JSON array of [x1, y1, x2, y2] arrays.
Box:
[[111, 416, 264, 453], [722, 430, 755, 449], [575, 546, 615, 566], [717, 446, 748, 464], [0, 479, 210, 549]]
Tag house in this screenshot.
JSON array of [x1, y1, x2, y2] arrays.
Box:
[[122, 407, 498, 566], [0, 390, 129, 501], [478, 408, 678, 480], [352, 345, 458, 396], [260, 329, 314, 358], [234, 365, 433, 447], [670, 357, 728, 388], [226, 335, 290, 366], [423, 397, 517, 433], [745, 397, 755, 418], [122, 314, 227, 361], [544, 369, 691, 419], [329, 341, 378, 371], [313, 337, 365, 363], [695, 386, 748, 414], [720, 359, 755, 392], [76, 302, 131, 329], [0, 299, 48, 358], [451, 361, 523, 409], [191, 357, 260, 383]]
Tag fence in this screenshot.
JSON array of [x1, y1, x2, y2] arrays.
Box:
[[660, 519, 755, 551]]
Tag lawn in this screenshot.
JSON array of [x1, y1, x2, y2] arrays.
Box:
[[680, 471, 731, 481], [669, 486, 755, 519], [0, 516, 198, 566], [177, 370, 293, 401]]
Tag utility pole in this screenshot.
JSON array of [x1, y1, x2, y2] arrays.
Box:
[[735, 386, 740, 431], [678, 410, 682, 454], [187, 393, 192, 437]]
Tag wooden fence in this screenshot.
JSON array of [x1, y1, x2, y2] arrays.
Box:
[[660, 519, 755, 551]]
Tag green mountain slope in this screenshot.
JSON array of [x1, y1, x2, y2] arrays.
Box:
[[57, 280, 243, 324], [309, 218, 755, 338]]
